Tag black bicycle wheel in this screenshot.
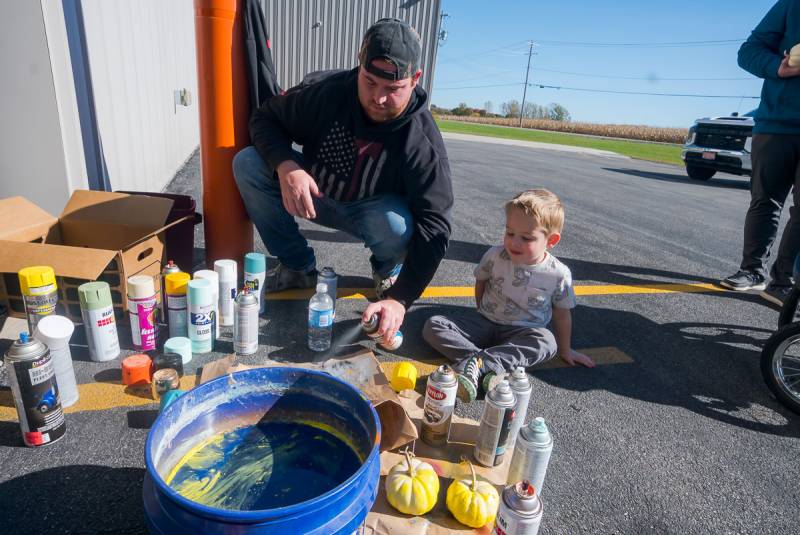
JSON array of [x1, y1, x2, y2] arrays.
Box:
[[761, 323, 800, 414]]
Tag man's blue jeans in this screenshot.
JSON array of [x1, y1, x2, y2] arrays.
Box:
[[233, 146, 412, 277]]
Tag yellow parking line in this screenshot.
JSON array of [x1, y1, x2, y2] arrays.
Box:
[[267, 282, 724, 301]]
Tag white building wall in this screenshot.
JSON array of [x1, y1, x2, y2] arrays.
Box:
[[79, 0, 199, 193]]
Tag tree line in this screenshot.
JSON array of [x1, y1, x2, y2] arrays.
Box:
[[431, 100, 571, 122]]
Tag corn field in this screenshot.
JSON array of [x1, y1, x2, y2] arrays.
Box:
[[437, 115, 687, 144]]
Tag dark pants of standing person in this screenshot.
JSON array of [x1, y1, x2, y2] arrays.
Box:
[[740, 134, 800, 287]]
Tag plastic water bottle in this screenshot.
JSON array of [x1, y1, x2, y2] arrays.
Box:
[[308, 283, 333, 352]]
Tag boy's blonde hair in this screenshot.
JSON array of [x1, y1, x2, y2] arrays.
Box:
[[504, 189, 564, 235]]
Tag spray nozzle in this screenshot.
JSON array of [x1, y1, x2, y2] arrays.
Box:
[[19, 332, 29, 343]]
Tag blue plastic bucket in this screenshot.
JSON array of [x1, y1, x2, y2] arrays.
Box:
[[143, 367, 381, 534]]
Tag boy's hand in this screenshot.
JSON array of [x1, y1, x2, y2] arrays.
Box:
[[559, 349, 595, 368]]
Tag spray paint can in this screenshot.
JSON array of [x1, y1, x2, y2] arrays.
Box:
[[193, 269, 220, 340], [5, 332, 66, 447], [508, 367, 532, 449], [160, 260, 181, 322], [18, 266, 58, 334], [165, 272, 190, 338], [474, 380, 516, 467], [492, 481, 544, 535], [34, 315, 78, 408], [214, 259, 237, 327], [187, 278, 214, 354], [361, 313, 403, 350], [127, 275, 158, 351], [244, 252, 266, 315], [506, 417, 553, 496], [78, 281, 120, 362], [234, 287, 259, 355], [318, 267, 338, 317], [420, 365, 458, 447]]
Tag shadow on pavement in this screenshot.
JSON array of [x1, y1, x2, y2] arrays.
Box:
[[603, 167, 750, 190], [0, 464, 147, 534]]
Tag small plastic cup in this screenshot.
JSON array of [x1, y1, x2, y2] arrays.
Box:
[[391, 362, 418, 392], [34, 315, 78, 407]]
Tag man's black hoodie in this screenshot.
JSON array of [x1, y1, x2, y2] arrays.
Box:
[[250, 68, 453, 308]]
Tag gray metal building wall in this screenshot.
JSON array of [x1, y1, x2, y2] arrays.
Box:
[[261, 0, 441, 98]]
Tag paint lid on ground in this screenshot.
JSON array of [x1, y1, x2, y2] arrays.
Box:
[[128, 275, 156, 298], [78, 281, 112, 310], [164, 337, 193, 364], [18, 266, 56, 293], [165, 272, 191, 295], [122, 353, 152, 386], [244, 252, 266, 273], [214, 259, 237, 281]]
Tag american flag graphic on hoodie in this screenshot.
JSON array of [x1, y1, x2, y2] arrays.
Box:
[[310, 120, 388, 202]]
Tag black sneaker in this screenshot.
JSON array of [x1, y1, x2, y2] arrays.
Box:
[[372, 270, 399, 300], [456, 355, 483, 403], [719, 270, 766, 291], [760, 285, 792, 307], [264, 262, 318, 293]]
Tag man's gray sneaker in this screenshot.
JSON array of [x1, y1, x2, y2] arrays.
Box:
[[264, 262, 317, 292], [373, 270, 399, 300], [719, 270, 766, 291], [760, 284, 792, 307]]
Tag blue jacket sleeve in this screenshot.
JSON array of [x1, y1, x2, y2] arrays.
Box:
[[738, 0, 789, 80]]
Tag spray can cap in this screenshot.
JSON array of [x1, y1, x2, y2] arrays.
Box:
[[127, 275, 156, 298], [193, 269, 219, 289], [510, 366, 531, 390], [78, 281, 113, 310], [18, 266, 57, 293], [165, 272, 191, 295], [19, 332, 29, 344], [213, 259, 237, 281], [244, 252, 266, 273], [316, 283, 328, 294], [520, 416, 552, 445], [187, 278, 213, 304]]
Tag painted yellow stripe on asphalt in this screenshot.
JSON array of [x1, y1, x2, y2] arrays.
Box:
[[267, 283, 724, 301]]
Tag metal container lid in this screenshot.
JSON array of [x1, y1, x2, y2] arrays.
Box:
[[162, 260, 181, 274], [236, 287, 258, 305], [361, 313, 380, 334], [509, 367, 531, 392], [78, 281, 112, 310], [519, 416, 552, 447], [505, 480, 543, 516], [6, 332, 48, 361], [431, 364, 457, 385], [488, 380, 515, 406]]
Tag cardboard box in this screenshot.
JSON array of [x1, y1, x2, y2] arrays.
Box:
[[0, 190, 176, 323]]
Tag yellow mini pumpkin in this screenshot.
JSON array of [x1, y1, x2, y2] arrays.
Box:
[[446, 460, 500, 528], [385, 449, 440, 516]]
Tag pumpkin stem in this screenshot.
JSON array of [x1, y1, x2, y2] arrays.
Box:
[[403, 448, 416, 477], [467, 460, 477, 491]]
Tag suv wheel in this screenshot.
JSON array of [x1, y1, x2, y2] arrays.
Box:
[[686, 165, 716, 181]]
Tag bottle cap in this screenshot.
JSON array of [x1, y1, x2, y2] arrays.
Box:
[[164, 336, 193, 364], [244, 252, 266, 274], [391, 362, 417, 392], [127, 275, 156, 299], [18, 266, 57, 293], [34, 315, 75, 348], [187, 278, 213, 306], [316, 283, 327, 293], [78, 281, 113, 310], [214, 259, 237, 281], [122, 354, 152, 386], [165, 272, 191, 295]]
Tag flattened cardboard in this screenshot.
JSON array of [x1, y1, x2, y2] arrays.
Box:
[[0, 240, 117, 281], [0, 197, 57, 242]]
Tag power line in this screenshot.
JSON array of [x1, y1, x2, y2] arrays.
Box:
[[436, 82, 525, 90], [535, 38, 746, 48], [528, 83, 760, 99], [533, 67, 754, 81]]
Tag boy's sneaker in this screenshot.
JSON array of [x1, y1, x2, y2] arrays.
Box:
[[456, 355, 483, 403], [719, 270, 766, 291], [373, 270, 399, 300], [760, 284, 792, 307], [264, 262, 318, 293], [482, 371, 509, 394]]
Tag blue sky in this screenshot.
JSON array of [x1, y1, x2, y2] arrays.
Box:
[[430, 0, 777, 127]]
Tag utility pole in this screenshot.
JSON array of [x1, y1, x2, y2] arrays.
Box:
[[520, 41, 536, 128]]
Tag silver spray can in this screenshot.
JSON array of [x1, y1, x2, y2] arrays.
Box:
[[474, 380, 516, 467], [5, 333, 66, 447], [493, 481, 544, 535], [508, 367, 532, 448], [318, 267, 338, 318], [420, 365, 458, 447], [361, 313, 403, 350], [234, 287, 259, 355], [160, 260, 181, 323], [506, 417, 553, 496]]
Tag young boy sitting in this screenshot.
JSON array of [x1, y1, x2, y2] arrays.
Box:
[[423, 189, 594, 402]]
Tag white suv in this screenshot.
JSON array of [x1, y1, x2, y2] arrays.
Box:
[[681, 111, 754, 181]]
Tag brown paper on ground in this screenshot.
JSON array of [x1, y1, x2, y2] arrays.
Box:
[[363, 389, 510, 534], [198, 349, 418, 451]]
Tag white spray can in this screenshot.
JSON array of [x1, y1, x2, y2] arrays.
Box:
[[506, 417, 553, 496], [193, 269, 220, 340], [34, 315, 78, 408], [234, 287, 259, 355], [214, 259, 237, 327], [127, 275, 158, 351], [243, 252, 266, 314], [78, 281, 120, 362], [508, 367, 532, 448], [187, 278, 214, 354]]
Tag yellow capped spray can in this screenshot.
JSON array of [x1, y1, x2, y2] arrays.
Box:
[[18, 266, 58, 334]]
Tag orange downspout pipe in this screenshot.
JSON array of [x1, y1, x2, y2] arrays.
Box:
[[194, 0, 253, 266]]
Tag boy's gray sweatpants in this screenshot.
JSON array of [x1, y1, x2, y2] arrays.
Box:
[[422, 309, 558, 375]]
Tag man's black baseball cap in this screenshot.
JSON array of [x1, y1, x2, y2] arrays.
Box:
[[358, 18, 422, 81]]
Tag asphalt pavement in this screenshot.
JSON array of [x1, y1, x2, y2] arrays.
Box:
[[1, 134, 798, 534]]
